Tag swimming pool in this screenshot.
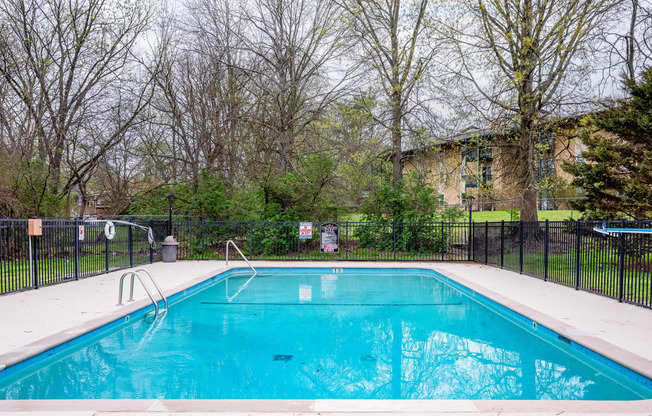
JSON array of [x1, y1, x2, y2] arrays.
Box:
[[1, 268, 651, 400]]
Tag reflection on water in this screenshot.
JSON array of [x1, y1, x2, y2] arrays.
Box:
[[0, 270, 648, 400], [321, 274, 337, 299]]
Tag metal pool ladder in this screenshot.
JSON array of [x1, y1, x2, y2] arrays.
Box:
[[117, 269, 168, 320], [225, 240, 257, 277]]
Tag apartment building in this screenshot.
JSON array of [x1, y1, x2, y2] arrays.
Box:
[[402, 121, 586, 211]]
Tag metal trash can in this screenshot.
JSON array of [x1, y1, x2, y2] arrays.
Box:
[[161, 235, 178, 262]]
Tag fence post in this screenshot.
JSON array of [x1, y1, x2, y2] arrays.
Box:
[[468, 218, 472, 262], [149, 219, 154, 264], [105, 235, 109, 273], [618, 219, 626, 302], [484, 221, 488, 264], [500, 220, 504, 268], [74, 217, 80, 280], [392, 221, 397, 261], [575, 220, 581, 290], [544, 219, 549, 281], [249, 220, 254, 260], [34, 236, 39, 289], [441, 221, 445, 261], [128, 223, 133, 268], [345, 221, 349, 261], [297, 221, 301, 260], [519, 220, 523, 274], [201, 219, 205, 260]]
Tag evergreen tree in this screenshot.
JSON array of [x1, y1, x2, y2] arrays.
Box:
[[564, 69, 652, 220]]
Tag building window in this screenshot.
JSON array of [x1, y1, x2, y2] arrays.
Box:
[[461, 148, 477, 162], [538, 158, 555, 181], [481, 165, 492, 185], [463, 146, 492, 163], [479, 147, 493, 162]]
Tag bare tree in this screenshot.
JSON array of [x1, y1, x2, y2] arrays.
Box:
[[444, 0, 616, 221], [337, 0, 440, 185], [237, 0, 350, 176], [0, 0, 157, 215], [596, 0, 652, 86], [146, 0, 254, 189]]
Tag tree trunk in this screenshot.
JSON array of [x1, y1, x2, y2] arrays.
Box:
[[78, 190, 87, 217], [392, 104, 403, 184], [518, 122, 539, 222], [50, 143, 64, 194], [626, 0, 638, 80], [279, 128, 291, 174]]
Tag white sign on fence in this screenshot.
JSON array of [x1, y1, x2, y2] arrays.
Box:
[[78, 225, 85, 241], [299, 222, 312, 239]]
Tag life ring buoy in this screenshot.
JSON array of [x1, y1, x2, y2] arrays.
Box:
[[104, 221, 116, 240]]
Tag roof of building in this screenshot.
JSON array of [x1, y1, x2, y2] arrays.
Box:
[[403, 113, 587, 156], [402, 127, 495, 155]]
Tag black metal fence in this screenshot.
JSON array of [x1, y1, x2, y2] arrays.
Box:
[[0, 219, 168, 294], [472, 220, 652, 308], [172, 221, 470, 262], [1, 219, 651, 308]]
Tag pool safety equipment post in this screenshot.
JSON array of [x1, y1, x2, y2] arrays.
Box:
[[28, 219, 42, 289]]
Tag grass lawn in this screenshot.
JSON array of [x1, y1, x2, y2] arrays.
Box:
[[342, 210, 581, 223], [466, 210, 580, 223]]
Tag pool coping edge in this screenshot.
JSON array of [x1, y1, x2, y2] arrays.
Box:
[[0, 398, 652, 413]]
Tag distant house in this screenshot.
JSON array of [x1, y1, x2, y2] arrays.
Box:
[[402, 119, 587, 211], [72, 191, 112, 217]]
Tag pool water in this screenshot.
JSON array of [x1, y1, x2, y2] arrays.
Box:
[[1, 268, 651, 400]]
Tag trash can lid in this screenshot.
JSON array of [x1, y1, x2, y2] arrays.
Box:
[[161, 235, 179, 246]]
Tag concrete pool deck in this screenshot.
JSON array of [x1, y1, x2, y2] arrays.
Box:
[[0, 261, 651, 414]]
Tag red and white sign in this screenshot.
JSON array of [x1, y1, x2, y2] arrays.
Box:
[[299, 222, 312, 239], [78, 225, 85, 241]]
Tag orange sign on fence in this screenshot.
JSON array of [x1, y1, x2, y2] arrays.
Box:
[[28, 219, 42, 236]]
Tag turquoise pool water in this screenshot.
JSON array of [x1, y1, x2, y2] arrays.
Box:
[[1, 268, 651, 400]]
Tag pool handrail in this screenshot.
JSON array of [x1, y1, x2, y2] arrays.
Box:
[[225, 240, 257, 277], [134, 268, 168, 311], [117, 271, 166, 319]]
